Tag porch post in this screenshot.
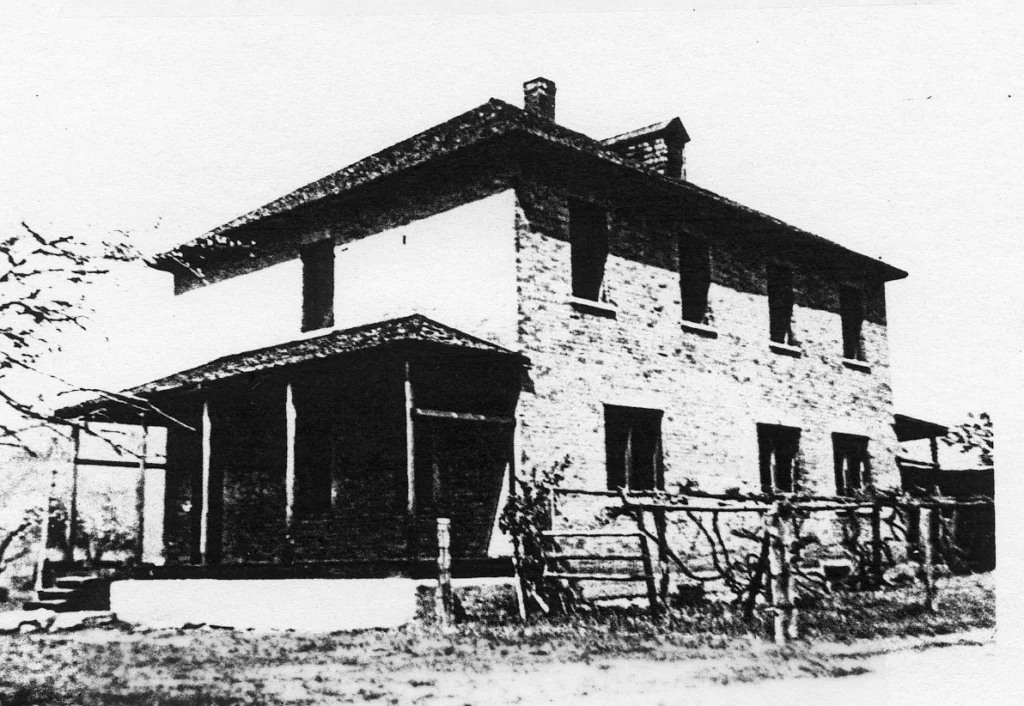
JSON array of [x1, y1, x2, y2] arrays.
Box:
[[929, 436, 940, 468], [135, 421, 148, 563], [65, 426, 81, 564], [34, 429, 63, 592], [285, 383, 296, 553], [510, 414, 527, 621], [404, 360, 416, 558], [200, 401, 212, 564]]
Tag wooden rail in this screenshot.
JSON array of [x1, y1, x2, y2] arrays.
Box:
[[541, 485, 991, 642]]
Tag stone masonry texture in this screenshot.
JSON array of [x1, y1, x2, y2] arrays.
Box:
[[512, 177, 901, 564]]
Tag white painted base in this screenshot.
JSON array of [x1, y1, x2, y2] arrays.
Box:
[[111, 578, 419, 632]]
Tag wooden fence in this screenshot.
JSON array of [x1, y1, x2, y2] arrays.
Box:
[[530, 487, 991, 644]]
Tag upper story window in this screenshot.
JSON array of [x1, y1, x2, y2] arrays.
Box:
[[605, 405, 663, 491], [301, 240, 335, 332], [840, 285, 866, 361], [758, 423, 800, 493], [833, 433, 871, 495], [679, 236, 712, 324], [767, 264, 797, 346], [570, 201, 609, 302]]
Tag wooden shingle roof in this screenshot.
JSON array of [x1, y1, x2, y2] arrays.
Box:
[[151, 97, 907, 282], [57, 314, 525, 419]]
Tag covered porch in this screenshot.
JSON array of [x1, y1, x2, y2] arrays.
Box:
[[55, 315, 528, 584]]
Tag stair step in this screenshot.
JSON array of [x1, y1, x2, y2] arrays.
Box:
[[38, 588, 79, 600], [545, 572, 651, 582], [23, 599, 80, 612], [54, 576, 104, 589]]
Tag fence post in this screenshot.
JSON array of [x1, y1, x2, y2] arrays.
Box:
[[633, 508, 662, 619], [920, 507, 936, 612], [766, 502, 787, 646], [436, 518, 454, 629], [654, 507, 670, 603], [66, 426, 81, 565], [779, 508, 798, 640], [870, 503, 882, 587]]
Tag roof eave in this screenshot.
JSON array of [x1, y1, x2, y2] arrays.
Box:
[[154, 101, 908, 283]]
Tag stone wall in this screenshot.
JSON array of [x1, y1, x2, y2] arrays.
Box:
[[513, 179, 899, 502]]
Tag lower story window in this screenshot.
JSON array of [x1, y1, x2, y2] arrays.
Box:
[[758, 424, 801, 493], [605, 405, 664, 491], [833, 433, 871, 495]]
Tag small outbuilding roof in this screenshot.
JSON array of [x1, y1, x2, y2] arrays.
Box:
[[893, 413, 949, 442]]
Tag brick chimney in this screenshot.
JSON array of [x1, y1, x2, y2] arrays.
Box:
[[523, 77, 556, 122], [601, 117, 691, 180]]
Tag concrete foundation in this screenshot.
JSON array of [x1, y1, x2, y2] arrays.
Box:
[[110, 578, 420, 632]]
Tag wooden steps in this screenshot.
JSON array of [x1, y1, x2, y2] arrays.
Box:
[[37, 587, 78, 601], [26, 574, 111, 612]]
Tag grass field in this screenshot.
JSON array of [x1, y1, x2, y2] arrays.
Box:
[[0, 573, 995, 705]]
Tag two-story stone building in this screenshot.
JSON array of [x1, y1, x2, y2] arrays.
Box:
[[56, 78, 907, 629]]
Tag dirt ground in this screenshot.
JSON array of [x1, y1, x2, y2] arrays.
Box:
[[0, 573, 1000, 705], [0, 626, 1000, 705]]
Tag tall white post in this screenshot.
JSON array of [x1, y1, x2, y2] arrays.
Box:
[[65, 426, 81, 564], [135, 421, 148, 563], [285, 384, 296, 534], [404, 360, 416, 557], [200, 401, 212, 563], [33, 434, 62, 592]]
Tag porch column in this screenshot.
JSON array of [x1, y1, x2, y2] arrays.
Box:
[[64, 426, 81, 564], [34, 427, 64, 591], [199, 400, 212, 564], [929, 436, 940, 468], [135, 421, 148, 563], [285, 383, 296, 555], [404, 360, 416, 557]]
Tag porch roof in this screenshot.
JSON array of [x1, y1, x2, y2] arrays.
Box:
[[57, 314, 526, 421]]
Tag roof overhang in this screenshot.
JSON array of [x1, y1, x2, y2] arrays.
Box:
[[57, 314, 529, 424], [894, 413, 949, 442], [150, 99, 907, 284]]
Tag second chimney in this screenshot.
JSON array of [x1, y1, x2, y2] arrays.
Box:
[[601, 117, 691, 180], [523, 77, 556, 122]]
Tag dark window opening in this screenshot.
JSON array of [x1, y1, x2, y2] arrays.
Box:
[[301, 240, 335, 332], [833, 434, 871, 495], [767, 265, 796, 345], [679, 236, 712, 324], [570, 201, 609, 301], [840, 285, 866, 360], [605, 406, 664, 491], [758, 424, 801, 493]]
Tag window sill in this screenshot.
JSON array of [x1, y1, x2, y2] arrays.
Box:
[[769, 341, 803, 358], [842, 358, 872, 373], [681, 320, 719, 338], [567, 297, 618, 319]]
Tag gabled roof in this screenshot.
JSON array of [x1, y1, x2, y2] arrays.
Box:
[[57, 314, 525, 419], [152, 97, 907, 282], [152, 99, 629, 266], [601, 117, 690, 148]]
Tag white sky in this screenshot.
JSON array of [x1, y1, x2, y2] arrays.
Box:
[[2, 0, 1021, 428]]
